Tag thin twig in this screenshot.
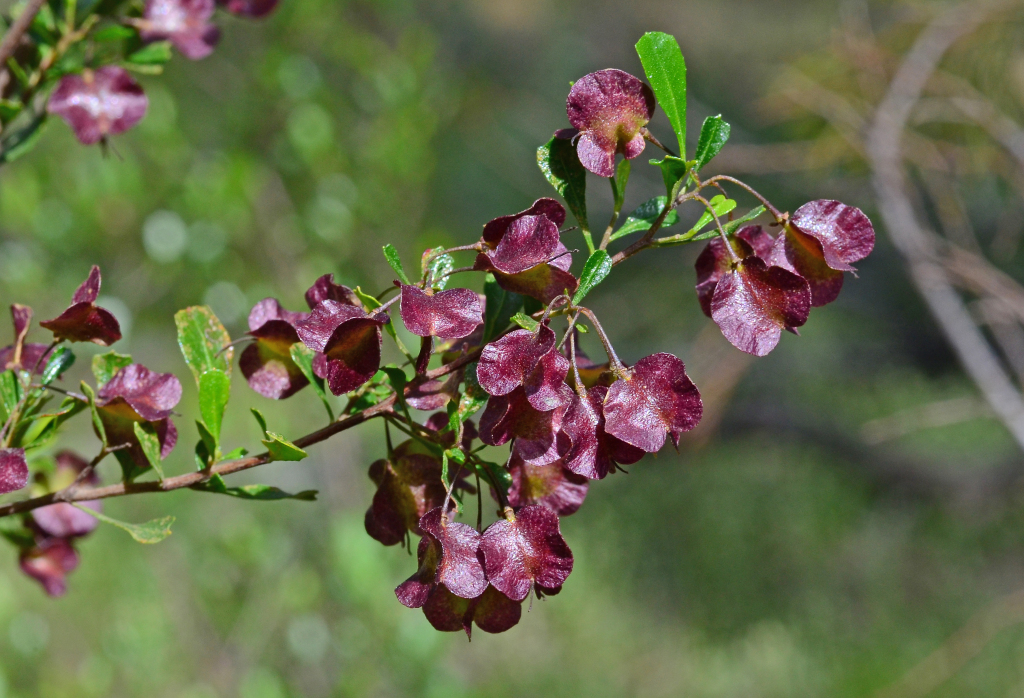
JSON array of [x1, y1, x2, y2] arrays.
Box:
[[0, 0, 48, 74]]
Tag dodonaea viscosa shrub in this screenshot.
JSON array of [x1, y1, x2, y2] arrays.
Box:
[[0, 30, 874, 637]]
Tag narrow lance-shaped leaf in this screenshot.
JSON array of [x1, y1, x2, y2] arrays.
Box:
[[41, 347, 74, 386], [382, 244, 411, 285], [694, 115, 730, 171], [609, 196, 680, 242], [74, 505, 175, 544], [174, 306, 233, 384], [483, 274, 524, 343], [572, 250, 612, 305], [636, 32, 687, 155], [537, 135, 589, 233]]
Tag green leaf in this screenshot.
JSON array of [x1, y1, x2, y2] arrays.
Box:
[[0, 517, 35, 548], [380, 366, 408, 396], [423, 249, 454, 291], [650, 156, 689, 199], [690, 194, 737, 235], [572, 250, 613, 305], [382, 244, 411, 285], [223, 447, 249, 460], [636, 32, 687, 156], [93, 24, 136, 41], [132, 422, 165, 480], [511, 313, 539, 332], [126, 41, 172, 65], [263, 432, 308, 462], [250, 408, 268, 438], [471, 458, 513, 498], [195, 420, 217, 465], [39, 347, 74, 386], [194, 475, 317, 501], [92, 352, 132, 388], [198, 369, 230, 443], [74, 506, 174, 544], [694, 115, 731, 171], [0, 99, 23, 123], [80, 382, 107, 445], [458, 363, 488, 420], [0, 371, 21, 422], [722, 205, 766, 235], [482, 274, 524, 343], [174, 306, 233, 385], [611, 158, 631, 216], [537, 135, 589, 233], [610, 196, 681, 242], [290, 343, 333, 421], [0, 113, 48, 164]]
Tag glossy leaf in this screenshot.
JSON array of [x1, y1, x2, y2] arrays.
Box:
[[651, 155, 689, 198], [422, 249, 455, 291], [537, 134, 588, 232], [511, 313, 539, 332], [126, 41, 174, 64], [572, 250, 612, 305], [610, 196, 681, 241], [40, 346, 74, 385], [483, 274, 524, 343], [174, 306, 233, 384], [611, 158, 631, 216], [382, 244, 411, 284], [635, 32, 686, 154], [694, 115, 730, 171]]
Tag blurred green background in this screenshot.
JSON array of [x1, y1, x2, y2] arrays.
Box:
[[3, 0, 1024, 696]]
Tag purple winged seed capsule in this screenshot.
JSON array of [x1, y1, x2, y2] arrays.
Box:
[[39, 266, 122, 345], [48, 68, 148, 146], [139, 0, 220, 60], [566, 69, 655, 177], [479, 506, 574, 602], [602, 353, 703, 453]]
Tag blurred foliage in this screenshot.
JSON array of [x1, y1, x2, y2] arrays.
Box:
[[3, 0, 1024, 696]]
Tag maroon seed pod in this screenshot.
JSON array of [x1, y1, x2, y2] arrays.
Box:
[[19, 537, 80, 598], [479, 387, 571, 465], [217, 0, 279, 17], [399, 285, 484, 340], [421, 585, 522, 637], [47, 69, 148, 146], [295, 301, 386, 395], [0, 448, 29, 495], [304, 274, 360, 309], [602, 353, 703, 453], [560, 386, 643, 480], [364, 440, 449, 547], [0, 304, 53, 374], [95, 364, 182, 469], [39, 266, 122, 346], [240, 298, 310, 399], [710, 257, 810, 357], [566, 69, 655, 177], [506, 452, 588, 516], [478, 324, 572, 411], [479, 505, 574, 602], [31, 452, 101, 538], [394, 507, 487, 608], [139, 0, 220, 60], [766, 200, 875, 307]]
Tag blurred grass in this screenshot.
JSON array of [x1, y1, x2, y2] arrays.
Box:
[[2, 0, 1024, 696]]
